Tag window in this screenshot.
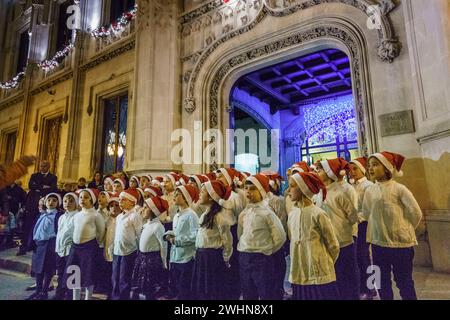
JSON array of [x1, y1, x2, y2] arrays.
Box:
[[110, 0, 135, 22], [16, 31, 30, 74], [101, 94, 128, 174], [41, 116, 63, 174], [2, 131, 17, 165], [55, 1, 73, 52]]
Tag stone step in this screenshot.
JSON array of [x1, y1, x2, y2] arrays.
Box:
[[0, 248, 32, 275]]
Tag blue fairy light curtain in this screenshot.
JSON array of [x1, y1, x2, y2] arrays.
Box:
[[303, 95, 357, 147]]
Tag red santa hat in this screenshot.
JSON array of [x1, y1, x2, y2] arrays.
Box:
[[202, 172, 217, 181], [63, 192, 79, 207], [141, 174, 152, 182], [369, 151, 405, 177], [104, 176, 114, 186], [145, 196, 169, 217], [176, 185, 199, 206], [217, 168, 239, 186], [81, 188, 100, 204], [291, 161, 311, 173], [204, 180, 232, 205], [119, 188, 140, 204], [129, 175, 140, 186], [178, 174, 190, 186], [190, 174, 209, 188], [320, 158, 348, 181], [349, 157, 368, 175], [45, 192, 62, 206], [165, 173, 180, 187], [246, 174, 270, 198], [108, 196, 120, 205], [114, 177, 126, 190], [261, 171, 284, 188], [136, 188, 145, 201], [151, 176, 163, 187], [291, 172, 327, 200], [99, 191, 111, 203], [144, 186, 163, 197]]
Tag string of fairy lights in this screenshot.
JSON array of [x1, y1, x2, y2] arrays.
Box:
[[0, 2, 137, 90]]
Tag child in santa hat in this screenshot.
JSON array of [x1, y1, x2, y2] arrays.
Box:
[[363, 152, 422, 300], [317, 158, 360, 300], [27, 193, 62, 300], [103, 196, 121, 299], [111, 188, 143, 300], [215, 168, 247, 299], [238, 174, 286, 300], [113, 178, 126, 195], [188, 174, 209, 217], [164, 185, 200, 300], [139, 175, 152, 189], [54, 193, 79, 300], [103, 176, 114, 193], [161, 173, 181, 223], [192, 180, 233, 300], [132, 196, 169, 300], [262, 171, 288, 300], [288, 172, 340, 300], [285, 162, 311, 214], [95, 191, 112, 294], [65, 188, 105, 300], [349, 157, 376, 300]]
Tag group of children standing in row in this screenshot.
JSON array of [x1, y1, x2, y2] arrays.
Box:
[[27, 150, 422, 300]]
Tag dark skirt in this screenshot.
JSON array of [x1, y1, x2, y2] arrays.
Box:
[[131, 251, 165, 299], [222, 224, 240, 300], [292, 282, 340, 300], [31, 238, 56, 275], [191, 248, 226, 300], [64, 239, 99, 288]]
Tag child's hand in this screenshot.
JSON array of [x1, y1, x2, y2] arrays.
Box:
[[225, 261, 231, 269]]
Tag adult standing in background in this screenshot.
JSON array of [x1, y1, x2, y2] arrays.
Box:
[[17, 160, 58, 256]]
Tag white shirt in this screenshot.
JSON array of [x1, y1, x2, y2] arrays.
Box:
[[237, 201, 286, 256], [73, 208, 106, 245], [97, 207, 109, 247], [353, 177, 374, 222], [104, 216, 117, 262], [139, 218, 168, 269], [321, 180, 358, 248], [113, 208, 143, 256], [55, 211, 77, 257], [223, 191, 245, 226], [266, 193, 288, 233], [196, 209, 233, 262], [161, 192, 178, 223], [288, 205, 340, 285], [362, 180, 422, 248]]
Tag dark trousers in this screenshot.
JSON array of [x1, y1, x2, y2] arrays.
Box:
[[372, 245, 417, 300], [223, 224, 240, 299], [35, 271, 53, 295], [55, 255, 68, 298], [356, 222, 373, 294], [335, 243, 360, 300], [112, 252, 137, 300], [170, 260, 194, 300], [239, 252, 275, 300], [272, 248, 287, 300]]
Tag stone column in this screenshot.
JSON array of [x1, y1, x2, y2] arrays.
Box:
[[127, 0, 182, 174]]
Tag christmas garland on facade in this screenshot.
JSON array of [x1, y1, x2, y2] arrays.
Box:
[[91, 4, 137, 38], [37, 43, 75, 72], [0, 72, 26, 90]]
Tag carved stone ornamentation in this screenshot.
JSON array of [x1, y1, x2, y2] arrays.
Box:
[[184, 97, 196, 113], [378, 39, 402, 63]]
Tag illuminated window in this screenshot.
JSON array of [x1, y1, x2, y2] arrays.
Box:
[[235, 153, 259, 175], [101, 94, 128, 174]]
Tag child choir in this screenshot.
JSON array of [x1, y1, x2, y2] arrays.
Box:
[[26, 150, 422, 300]]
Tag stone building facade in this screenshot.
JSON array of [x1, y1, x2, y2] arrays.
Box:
[[0, 0, 449, 271]]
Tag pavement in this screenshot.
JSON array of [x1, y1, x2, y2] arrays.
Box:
[[1, 247, 450, 300]]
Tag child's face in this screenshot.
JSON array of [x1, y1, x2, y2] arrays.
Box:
[[109, 202, 121, 217], [130, 179, 139, 188], [119, 197, 135, 211], [98, 193, 108, 208], [217, 173, 229, 187], [162, 178, 174, 193], [199, 186, 212, 205], [79, 191, 94, 209], [245, 183, 263, 203], [368, 157, 388, 181], [188, 179, 198, 189], [316, 164, 331, 184], [140, 177, 149, 188], [174, 190, 187, 207], [63, 196, 77, 212], [78, 179, 86, 186], [348, 163, 365, 181], [288, 178, 303, 202], [142, 206, 152, 220], [113, 182, 123, 193], [46, 197, 58, 210]]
